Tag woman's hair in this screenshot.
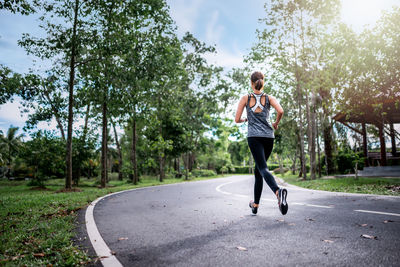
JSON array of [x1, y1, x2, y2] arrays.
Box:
[[251, 71, 264, 91]]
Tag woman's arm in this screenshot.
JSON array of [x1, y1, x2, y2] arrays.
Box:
[[269, 95, 284, 130], [235, 95, 248, 123]]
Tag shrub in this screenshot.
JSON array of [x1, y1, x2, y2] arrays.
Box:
[[336, 149, 364, 174], [192, 169, 217, 177]]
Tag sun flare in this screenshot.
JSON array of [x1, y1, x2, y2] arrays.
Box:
[[340, 0, 398, 30]]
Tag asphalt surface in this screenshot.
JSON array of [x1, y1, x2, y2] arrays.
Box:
[[88, 175, 400, 266]]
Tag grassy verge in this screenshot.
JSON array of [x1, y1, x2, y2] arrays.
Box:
[[0, 174, 230, 266], [275, 172, 400, 196]]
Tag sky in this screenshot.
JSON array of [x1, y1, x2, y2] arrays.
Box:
[[0, 0, 399, 138]]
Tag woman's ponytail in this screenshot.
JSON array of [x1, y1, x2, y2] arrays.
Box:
[[251, 71, 264, 91]]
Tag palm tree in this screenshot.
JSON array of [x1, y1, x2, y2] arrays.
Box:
[[1, 126, 24, 179]]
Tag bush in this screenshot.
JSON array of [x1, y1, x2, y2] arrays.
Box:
[[232, 166, 251, 174], [192, 169, 217, 177], [336, 149, 364, 174]]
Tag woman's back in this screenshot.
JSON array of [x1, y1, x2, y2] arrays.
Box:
[[246, 93, 274, 138]]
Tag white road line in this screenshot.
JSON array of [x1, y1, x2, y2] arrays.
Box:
[[292, 202, 333, 209], [354, 209, 400, 217], [85, 182, 194, 267], [86, 193, 123, 267]]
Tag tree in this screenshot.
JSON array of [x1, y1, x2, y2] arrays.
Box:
[[248, 0, 340, 179], [0, 126, 24, 179], [19, 0, 93, 189]]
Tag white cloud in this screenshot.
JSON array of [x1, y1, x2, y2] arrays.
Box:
[[205, 10, 224, 45], [167, 0, 204, 36], [0, 99, 29, 124], [204, 40, 244, 69]]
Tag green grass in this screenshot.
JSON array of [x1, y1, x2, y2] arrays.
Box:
[[0, 174, 229, 266], [275, 172, 400, 196]]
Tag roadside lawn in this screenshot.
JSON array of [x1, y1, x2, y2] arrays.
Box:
[[275, 172, 400, 196], [0, 174, 229, 266]]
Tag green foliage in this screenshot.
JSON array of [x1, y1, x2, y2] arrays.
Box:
[[192, 169, 217, 177], [18, 131, 65, 186], [335, 148, 365, 174]]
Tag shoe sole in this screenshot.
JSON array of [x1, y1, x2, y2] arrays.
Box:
[[279, 189, 288, 215]]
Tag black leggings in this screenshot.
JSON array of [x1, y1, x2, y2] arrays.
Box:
[[247, 137, 279, 204]]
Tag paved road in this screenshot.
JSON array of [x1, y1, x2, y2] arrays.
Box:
[[90, 175, 400, 266]]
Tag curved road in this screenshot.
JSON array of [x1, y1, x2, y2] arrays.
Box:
[[88, 175, 400, 266]]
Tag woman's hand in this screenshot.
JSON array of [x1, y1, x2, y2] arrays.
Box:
[[240, 118, 248, 123], [272, 122, 279, 130]]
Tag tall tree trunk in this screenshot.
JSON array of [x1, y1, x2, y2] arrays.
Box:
[[101, 100, 107, 188], [112, 120, 123, 180], [390, 123, 397, 156], [297, 88, 307, 179], [317, 111, 322, 178], [323, 115, 334, 174], [130, 116, 138, 185], [291, 147, 298, 175], [183, 153, 189, 180], [362, 123, 369, 167], [310, 93, 317, 180], [65, 0, 79, 189], [378, 123, 387, 166]]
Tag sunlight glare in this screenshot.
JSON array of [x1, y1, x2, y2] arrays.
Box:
[[340, 0, 397, 31]]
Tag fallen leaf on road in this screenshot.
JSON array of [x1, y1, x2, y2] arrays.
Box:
[[383, 220, 394, 224], [118, 237, 128, 241], [322, 240, 334, 243], [100, 256, 109, 259], [361, 234, 377, 240], [288, 223, 295, 226], [356, 223, 368, 227], [110, 251, 116, 255], [236, 246, 247, 251], [307, 218, 315, 221], [276, 219, 284, 222]]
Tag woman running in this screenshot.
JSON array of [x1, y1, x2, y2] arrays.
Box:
[[235, 71, 288, 215]]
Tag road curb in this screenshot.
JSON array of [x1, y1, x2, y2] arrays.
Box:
[[84, 176, 243, 266]]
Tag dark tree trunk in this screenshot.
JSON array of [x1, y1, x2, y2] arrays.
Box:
[[183, 153, 189, 180], [323, 119, 334, 174], [101, 100, 107, 188], [112, 120, 123, 180], [390, 123, 397, 156], [65, 0, 79, 189], [310, 93, 317, 180], [317, 112, 321, 178], [296, 83, 307, 179], [130, 117, 138, 185], [291, 147, 298, 175], [378, 123, 387, 166], [362, 123, 369, 167]]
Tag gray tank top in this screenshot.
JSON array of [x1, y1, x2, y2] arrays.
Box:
[[246, 93, 274, 138]]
